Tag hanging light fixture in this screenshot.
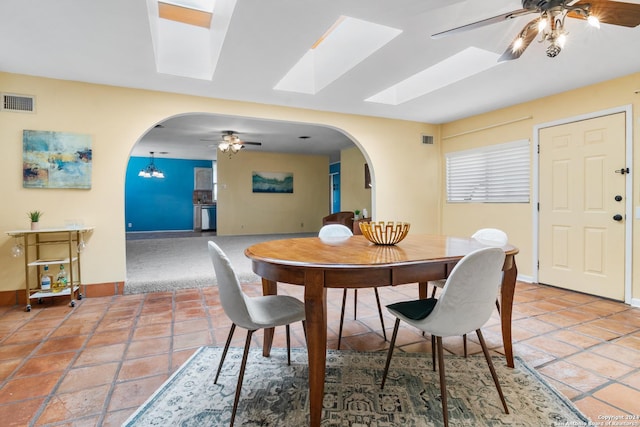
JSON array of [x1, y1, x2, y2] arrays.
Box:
[[138, 151, 165, 178], [218, 132, 244, 157]]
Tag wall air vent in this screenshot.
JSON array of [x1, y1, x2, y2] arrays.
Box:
[[422, 134, 434, 145], [1, 93, 35, 113]]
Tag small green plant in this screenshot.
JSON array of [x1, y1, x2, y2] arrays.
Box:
[[28, 210, 43, 222], [354, 209, 361, 216]]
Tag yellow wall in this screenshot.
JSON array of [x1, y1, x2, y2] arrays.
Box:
[[340, 147, 372, 217], [216, 151, 329, 235], [441, 72, 640, 302], [0, 72, 439, 292]]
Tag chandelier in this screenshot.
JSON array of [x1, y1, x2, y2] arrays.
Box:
[[138, 151, 165, 178], [218, 132, 244, 157], [512, 3, 600, 58]]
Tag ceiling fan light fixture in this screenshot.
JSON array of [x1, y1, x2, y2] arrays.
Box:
[[537, 17, 548, 32], [512, 36, 524, 51], [587, 15, 600, 28]]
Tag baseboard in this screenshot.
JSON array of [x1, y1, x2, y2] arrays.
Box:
[[631, 298, 640, 308], [0, 282, 125, 306], [516, 274, 534, 283]]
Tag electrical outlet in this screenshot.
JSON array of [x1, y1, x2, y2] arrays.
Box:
[[301, 222, 304, 228], [128, 223, 132, 228]]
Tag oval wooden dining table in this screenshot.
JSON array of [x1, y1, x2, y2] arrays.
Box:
[[245, 234, 519, 427]]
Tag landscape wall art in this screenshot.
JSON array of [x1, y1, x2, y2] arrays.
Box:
[[252, 171, 293, 193]]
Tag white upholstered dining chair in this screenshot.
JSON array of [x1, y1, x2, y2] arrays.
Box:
[[208, 241, 306, 427], [318, 224, 387, 348], [428, 228, 508, 356], [381, 247, 509, 427]]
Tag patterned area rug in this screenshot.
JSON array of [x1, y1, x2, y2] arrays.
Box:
[[124, 347, 589, 426]]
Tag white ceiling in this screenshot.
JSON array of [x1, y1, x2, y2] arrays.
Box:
[[2, 0, 639, 160]]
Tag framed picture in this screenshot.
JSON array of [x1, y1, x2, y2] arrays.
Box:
[[252, 171, 293, 193], [23, 130, 92, 189]]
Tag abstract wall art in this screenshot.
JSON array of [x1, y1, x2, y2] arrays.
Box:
[[23, 130, 93, 189]]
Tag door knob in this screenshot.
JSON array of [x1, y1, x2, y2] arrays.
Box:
[[615, 195, 623, 202], [613, 214, 623, 221]]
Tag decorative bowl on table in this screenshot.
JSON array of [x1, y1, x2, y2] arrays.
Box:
[[359, 221, 410, 245]]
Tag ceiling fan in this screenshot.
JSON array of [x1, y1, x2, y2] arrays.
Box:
[[201, 130, 262, 156], [432, 0, 640, 61]]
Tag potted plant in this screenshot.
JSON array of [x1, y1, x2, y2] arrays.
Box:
[[354, 209, 361, 220], [28, 210, 43, 230]]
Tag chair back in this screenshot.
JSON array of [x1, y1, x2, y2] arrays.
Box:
[[418, 247, 506, 337], [208, 241, 254, 328], [472, 228, 508, 246], [318, 224, 353, 238]]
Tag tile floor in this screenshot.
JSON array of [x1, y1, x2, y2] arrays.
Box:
[[0, 281, 639, 426]]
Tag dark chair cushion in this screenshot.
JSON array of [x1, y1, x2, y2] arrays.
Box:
[[387, 298, 438, 320]]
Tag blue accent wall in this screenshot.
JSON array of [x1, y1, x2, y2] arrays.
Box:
[[330, 162, 341, 213], [125, 157, 213, 232]]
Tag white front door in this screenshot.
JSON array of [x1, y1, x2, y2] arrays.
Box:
[[539, 113, 626, 300]]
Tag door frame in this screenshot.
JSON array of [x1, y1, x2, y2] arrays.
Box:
[[532, 105, 633, 304]]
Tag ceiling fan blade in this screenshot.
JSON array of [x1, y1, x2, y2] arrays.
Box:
[[432, 8, 532, 39], [568, 0, 640, 27], [498, 17, 540, 62], [242, 141, 262, 146]]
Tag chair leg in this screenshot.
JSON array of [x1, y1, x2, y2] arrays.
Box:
[[286, 324, 291, 366], [495, 298, 501, 314], [214, 323, 236, 384], [380, 318, 401, 389], [301, 320, 307, 345], [431, 335, 436, 371], [430, 285, 437, 298], [230, 329, 254, 427], [463, 334, 467, 358], [338, 289, 348, 350], [476, 329, 509, 414], [353, 289, 358, 320], [436, 336, 449, 427], [373, 288, 387, 341]]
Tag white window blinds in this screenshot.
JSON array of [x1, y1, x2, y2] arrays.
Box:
[[446, 139, 530, 203]]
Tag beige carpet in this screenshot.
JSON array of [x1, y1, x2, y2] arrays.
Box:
[[125, 233, 314, 294]]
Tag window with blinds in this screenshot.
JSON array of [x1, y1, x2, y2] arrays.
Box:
[[446, 139, 530, 203]]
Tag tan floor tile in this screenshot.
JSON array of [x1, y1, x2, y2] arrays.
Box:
[[132, 322, 172, 340], [127, 337, 171, 359], [0, 398, 45, 427], [35, 384, 110, 424], [538, 360, 609, 393], [0, 372, 60, 403], [548, 329, 603, 349], [520, 335, 581, 358], [592, 343, 640, 367], [593, 383, 640, 415], [13, 351, 76, 378], [57, 362, 120, 393], [565, 352, 635, 379], [108, 375, 169, 412], [615, 336, 640, 351], [574, 396, 626, 423], [118, 354, 170, 381], [74, 343, 127, 367], [35, 334, 88, 355], [619, 371, 640, 390]]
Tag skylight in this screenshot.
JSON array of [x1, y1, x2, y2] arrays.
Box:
[[274, 16, 402, 95], [365, 47, 501, 105], [146, 0, 236, 81]]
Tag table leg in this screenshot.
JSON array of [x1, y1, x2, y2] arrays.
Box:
[[418, 282, 428, 299], [500, 257, 518, 368], [304, 269, 327, 427], [262, 278, 278, 357]]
